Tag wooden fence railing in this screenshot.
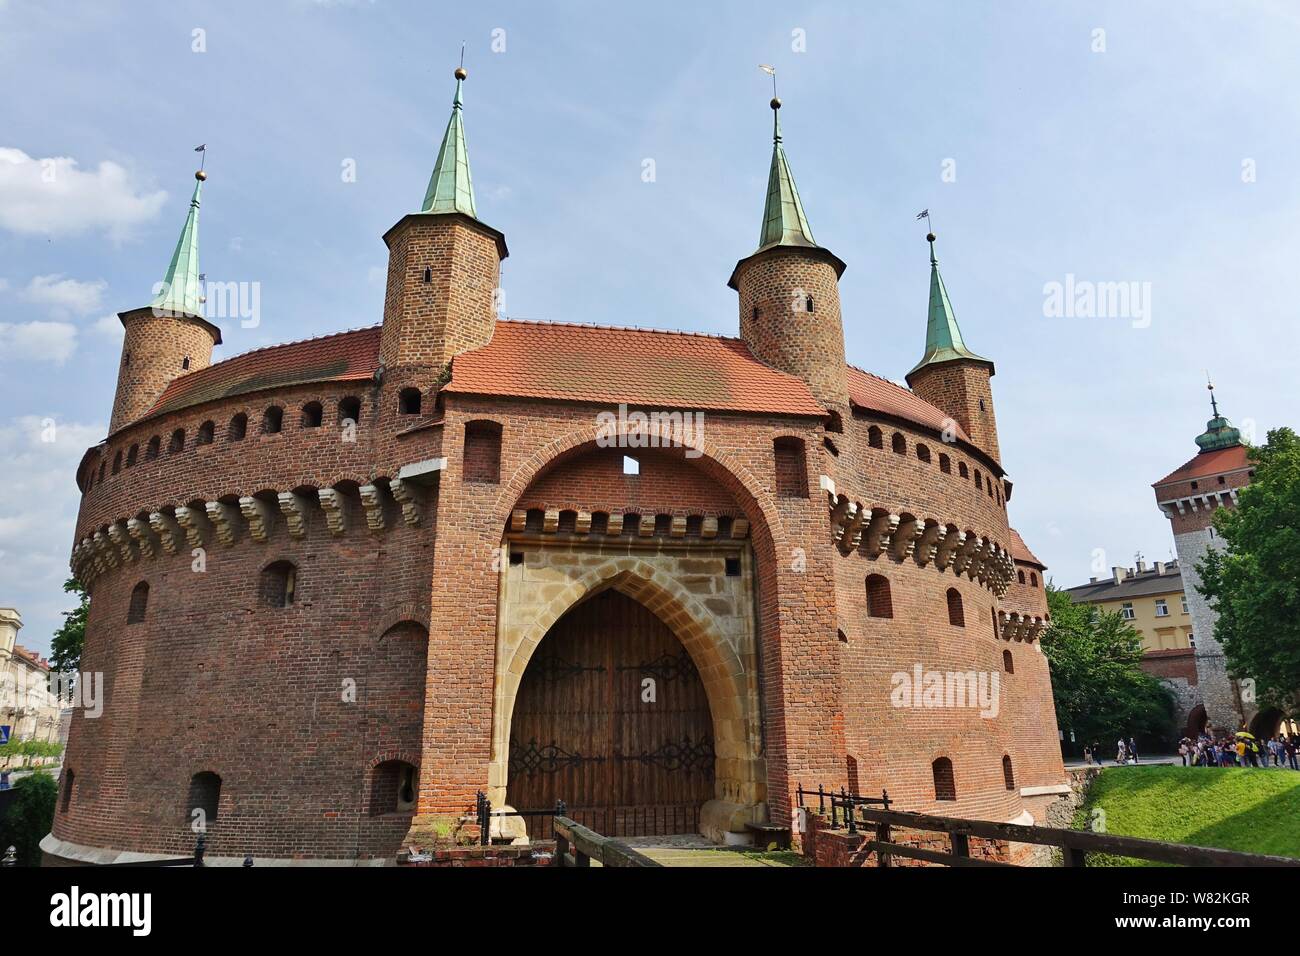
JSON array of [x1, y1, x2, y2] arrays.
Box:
[[552, 816, 662, 868], [852, 804, 1300, 868]]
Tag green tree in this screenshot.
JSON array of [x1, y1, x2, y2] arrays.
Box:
[[1197, 427, 1300, 709], [1041, 584, 1176, 746], [0, 770, 57, 866], [49, 578, 88, 690]]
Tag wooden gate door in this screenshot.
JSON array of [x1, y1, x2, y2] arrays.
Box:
[[507, 589, 715, 836]]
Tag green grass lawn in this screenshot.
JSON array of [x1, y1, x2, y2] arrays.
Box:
[[1073, 765, 1300, 864]]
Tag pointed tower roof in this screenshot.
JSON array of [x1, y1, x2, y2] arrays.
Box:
[[149, 171, 205, 318], [908, 233, 992, 378], [756, 97, 816, 251], [1195, 380, 1243, 452], [421, 67, 477, 218]]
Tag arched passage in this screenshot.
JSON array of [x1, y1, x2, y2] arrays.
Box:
[[491, 560, 764, 842], [507, 589, 716, 835]]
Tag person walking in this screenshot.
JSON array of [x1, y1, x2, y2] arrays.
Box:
[[1285, 736, 1299, 771], [1128, 737, 1139, 764]]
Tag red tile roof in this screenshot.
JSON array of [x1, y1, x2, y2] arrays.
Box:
[[1154, 444, 1251, 487], [1008, 528, 1046, 568], [845, 366, 972, 443], [140, 326, 381, 425], [444, 320, 826, 416]]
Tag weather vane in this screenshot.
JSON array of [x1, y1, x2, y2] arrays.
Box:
[[758, 63, 778, 98]]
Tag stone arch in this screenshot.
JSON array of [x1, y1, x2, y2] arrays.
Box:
[[490, 559, 763, 836], [371, 602, 429, 641]]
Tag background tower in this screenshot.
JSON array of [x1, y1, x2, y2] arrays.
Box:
[[729, 95, 848, 424], [108, 170, 222, 434], [379, 67, 507, 383], [904, 233, 1000, 462], [1153, 383, 1254, 734]]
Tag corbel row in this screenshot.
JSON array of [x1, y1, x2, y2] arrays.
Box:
[[998, 610, 1046, 643], [71, 477, 426, 585], [828, 492, 1016, 597], [508, 508, 750, 541]]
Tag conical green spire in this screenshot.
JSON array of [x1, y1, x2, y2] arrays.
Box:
[[1195, 380, 1243, 452], [421, 68, 477, 218], [909, 233, 990, 376], [757, 99, 816, 251], [149, 172, 204, 317]]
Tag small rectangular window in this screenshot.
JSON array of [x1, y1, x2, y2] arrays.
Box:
[[623, 455, 640, 476], [1121, 602, 1135, 620], [1154, 600, 1169, 617], [509, 551, 524, 566], [725, 557, 741, 577]]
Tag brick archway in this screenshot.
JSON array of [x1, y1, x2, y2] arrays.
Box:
[[489, 558, 765, 840]]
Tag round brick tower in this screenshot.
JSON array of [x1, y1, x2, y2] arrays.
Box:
[[109, 171, 221, 435], [729, 97, 849, 424], [378, 68, 507, 412], [904, 234, 1000, 463]]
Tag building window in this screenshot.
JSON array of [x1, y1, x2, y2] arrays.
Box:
[[196, 420, 215, 445], [301, 401, 323, 428], [187, 772, 221, 826], [865, 574, 893, 619], [946, 587, 964, 627], [1029, 573, 1038, 588], [891, 432, 906, 455], [1017, 570, 1026, 585], [932, 757, 956, 801], [370, 760, 418, 815], [127, 581, 149, 624], [1190, 481, 1199, 490], [868, 426, 883, 449], [145, 436, 161, 460], [182, 356, 191, 370], [126, 444, 139, 467], [1188, 632, 1196, 649], [805, 295, 814, 312], [916, 443, 931, 464], [1121, 602, 1135, 620], [773, 437, 808, 498], [398, 388, 422, 415], [939, 453, 951, 474], [169, 429, 186, 453], [958, 462, 969, 479], [464, 420, 503, 483], [61, 769, 74, 812], [259, 561, 297, 608], [1002, 755, 1015, 791], [339, 396, 362, 426], [1155, 599, 1169, 617], [228, 413, 247, 441], [974, 470, 983, 490], [623, 455, 640, 476], [725, 557, 742, 577], [1003, 649, 1014, 673], [262, 406, 284, 434]]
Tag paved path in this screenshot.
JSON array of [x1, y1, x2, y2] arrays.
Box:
[[1064, 753, 1180, 768], [620, 834, 804, 867]]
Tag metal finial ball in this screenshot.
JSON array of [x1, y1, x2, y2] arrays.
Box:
[[455, 66, 468, 81], [770, 97, 781, 110], [195, 170, 208, 181], [926, 232, 936, 243]]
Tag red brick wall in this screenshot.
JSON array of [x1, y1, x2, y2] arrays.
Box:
[[1141, 648, 1198, 684]]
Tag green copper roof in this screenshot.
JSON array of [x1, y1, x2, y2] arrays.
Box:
[[149, 175, 204, 317], [757, 102, 816, 251], [908, 234, 991, 377], [421, 73, 477, 218], [1196, 384, 1243, 452]]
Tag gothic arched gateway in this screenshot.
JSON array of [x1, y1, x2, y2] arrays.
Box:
[[507, 589, 716, 835]]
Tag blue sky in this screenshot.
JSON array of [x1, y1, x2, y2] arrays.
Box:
[[2, 0, 1298, 656]]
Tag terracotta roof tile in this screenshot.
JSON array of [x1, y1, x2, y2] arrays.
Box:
[[1153, 444, 1251, 487], [1008, 528, 1046, 568], [140, 326, 381, 425], [845, 365, 972, 443], [444, 320, 825, 416]]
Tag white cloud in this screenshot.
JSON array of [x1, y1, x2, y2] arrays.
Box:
[[0, 147, 167, 241], [0, 321, 78, 363], [23, 273, 107, 316], [0, 416, 106, 654], [93, 313, 123, 339]]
